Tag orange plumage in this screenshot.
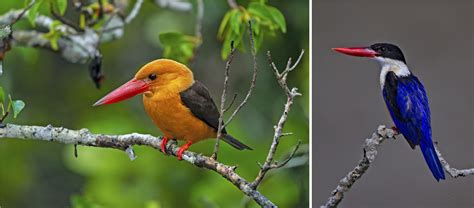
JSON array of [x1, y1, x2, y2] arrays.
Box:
[[94, 59, 251, 160]]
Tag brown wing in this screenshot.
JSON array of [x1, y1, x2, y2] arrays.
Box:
[[179, 81, 225, 133], [180, 81, 252, 150]]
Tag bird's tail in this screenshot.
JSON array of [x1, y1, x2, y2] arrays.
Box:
[[221, 134, 253, 150], [420, 141, 445, 181]]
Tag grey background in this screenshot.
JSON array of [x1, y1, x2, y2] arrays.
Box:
[[313, 0, 473, 207]]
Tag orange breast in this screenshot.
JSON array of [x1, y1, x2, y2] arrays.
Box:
[[143, 94, 217, 143]]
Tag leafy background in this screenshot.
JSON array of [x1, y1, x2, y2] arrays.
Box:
[[0, 0, 309, 207]]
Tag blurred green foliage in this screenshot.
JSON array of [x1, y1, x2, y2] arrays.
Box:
[[218, 1, 286, 59], [0, 0, 309, 207], [159, 32, 200, 64]]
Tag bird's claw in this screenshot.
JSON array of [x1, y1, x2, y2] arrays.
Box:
[[177, 141, 193, 161], [391, 126, 399, 135], [160, 137, 169, 155]]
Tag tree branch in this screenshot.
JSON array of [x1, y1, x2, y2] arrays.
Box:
[[212, 41, 236, 160], [154, 0, 193, 12], [249, 50, 304, 189], [213, 21, 258, 160], [125, 0, 144, 24], [227, 0, 239, 9], [194, 0, 204, 41], [0, 123, 276, 207], [322, 125, 474, 208], [224, 21, 258, 128], [10, 0, 36, 26], [435, 144, 474, 178]]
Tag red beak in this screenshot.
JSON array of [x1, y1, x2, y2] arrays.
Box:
[[93, 78, 150, 106], [332, 47, 379, 58]]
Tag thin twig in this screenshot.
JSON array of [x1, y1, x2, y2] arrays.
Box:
[[98, 0, 104, 19], [195, 0, 204, 41], [125, 0, 144, 24], [223, 93, 237, 113], [227, 0, 239, 9], [51, 9, 84, 32], [212, 41, 236, 160], [268, 50, 305, 96], [0, 111, 9, 123], [223, 21, 258, 128], [0, 123, 276, 207], [434, 143, 474, 178], [270, 140, 301, 169], [10, 0, 36, 26], [249, 50, 305, 190]]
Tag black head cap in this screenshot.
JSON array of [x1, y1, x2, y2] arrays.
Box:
[[370, 43, 406, 63]]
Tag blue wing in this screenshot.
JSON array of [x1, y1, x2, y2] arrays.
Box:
[[384, 75, 431, 147], [383, 73, 445, 181]]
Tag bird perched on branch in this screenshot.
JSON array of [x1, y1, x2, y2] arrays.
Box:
[[333, 43, 445, 181], [93, 59, 252, 160]]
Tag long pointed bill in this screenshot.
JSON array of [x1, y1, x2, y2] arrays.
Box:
[[93, 78, 150, 106], [332, 47, 379, 58]]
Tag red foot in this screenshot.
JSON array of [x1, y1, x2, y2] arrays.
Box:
[[177, 141, 193, 161], [161, 137, 169, 154], [391, 126, 399, 134]]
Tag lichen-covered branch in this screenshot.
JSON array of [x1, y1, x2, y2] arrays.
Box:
[[435, 144, 474, 178], [125, 0, 144, 24], [0, 123, 276, 207], [249, 50, 304, 189], [322, 126, 474, 208], [154, 0, 193, 11], [322, 126, 397, 208], [0, 0, 192, 65]]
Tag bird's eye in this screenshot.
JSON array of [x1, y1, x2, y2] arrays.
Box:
[[381, 47, 387, 52], [148, 73, 157, 80]]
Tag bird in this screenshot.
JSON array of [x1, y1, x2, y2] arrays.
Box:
[[93, 59, 252, 160], [332, 43, 445, 181]]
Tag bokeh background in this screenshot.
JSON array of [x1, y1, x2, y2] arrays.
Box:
[[0, 0, 309, 207], [314, 0, 473, 207]]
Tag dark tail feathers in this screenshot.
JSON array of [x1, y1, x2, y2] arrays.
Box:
[[222, 134, 253, 150], [420, 141, 445, 181]]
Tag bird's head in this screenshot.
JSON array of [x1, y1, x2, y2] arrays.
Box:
[[93, 59, 194, 106], [332, 43, 411, 79], [332, 43, 406, 64]]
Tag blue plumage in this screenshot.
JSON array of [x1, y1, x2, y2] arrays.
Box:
[[382, 72, 445, 181], [333, 43, 446, 181]]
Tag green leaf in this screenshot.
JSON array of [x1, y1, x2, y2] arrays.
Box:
[[221, 26, 244, 60], [0, 87, 5, 103], [229, 10, 242, 34], [248, 2, 273, 23], [252, 19, 261, 35], [267, 6, 286, 33], [221, 32, 233, 60], [27, 0, 43, 27], [43, 20, 64, 50], [12, 100, 25, 118], [159, 32, 199, 64], [218, 10, 235, 39], [254, 29, 264, 52], [56, 0, 68, 15]]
